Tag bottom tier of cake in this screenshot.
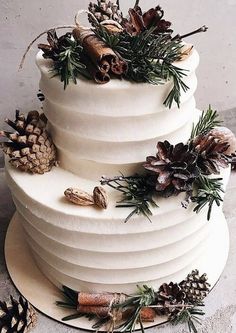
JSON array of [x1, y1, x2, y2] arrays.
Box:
[[5, 162, 230, 293]]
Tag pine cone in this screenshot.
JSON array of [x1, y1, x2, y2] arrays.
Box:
[[88, 0, 123, 26], [38, 29, 73, 61], [122, 5, 172, 36], [155, 282, 186, 315], [144, 141, 199, 197], [0, 296, 37, 333], [180, 269, 211, 304], [0, 110, 57, 174], [193, 133, 229, 175]]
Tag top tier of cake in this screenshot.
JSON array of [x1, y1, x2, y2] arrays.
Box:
[[36, 48, 199, 179]]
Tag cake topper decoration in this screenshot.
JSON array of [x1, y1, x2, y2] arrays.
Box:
[[19, 0, 208, 108]]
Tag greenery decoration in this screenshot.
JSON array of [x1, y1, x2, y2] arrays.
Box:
[[101, 107, 233, 222]]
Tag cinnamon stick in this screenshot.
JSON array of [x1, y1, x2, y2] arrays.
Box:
[[73, 27, 127, 78], [83, 57, 110, 84], [78, 292, 115, 306], [77, 305, 156, 322]]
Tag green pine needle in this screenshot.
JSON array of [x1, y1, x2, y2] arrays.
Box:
[[190, 105, 222, 140], [170, 306, 205, 333], [53, 38, 91, 89], [192, 175, 224, 220], [95, 25, 189, 108], [101, 174, 158, 222]]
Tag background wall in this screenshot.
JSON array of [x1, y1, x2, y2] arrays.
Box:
[[0, 0, 235, 122]]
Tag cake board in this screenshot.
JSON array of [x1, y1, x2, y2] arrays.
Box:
[[4, 211, 229, 331]]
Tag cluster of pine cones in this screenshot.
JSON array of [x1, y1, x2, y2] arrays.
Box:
[[155, 269, 210, 317], [144, 128, 234, 197]]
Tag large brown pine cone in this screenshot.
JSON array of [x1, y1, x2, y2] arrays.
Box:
[[192, 133, 229, 175], [155, 282, 186, 316], [144, 141, 199, 197], [179, 269, 211, 304], [88, 0, 123, 25], [0, 110, 57, 174]]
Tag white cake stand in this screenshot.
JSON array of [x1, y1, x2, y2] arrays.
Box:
[[4, 211, 229, 331]]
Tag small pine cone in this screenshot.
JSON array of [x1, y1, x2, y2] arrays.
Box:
[[193, 133, 230, 175], [88, 0, 123, 26], [0, 110, 57, 174], [0, 295, 37, 333], [155, 282, 186, 316], [180, 269, 211, 304]]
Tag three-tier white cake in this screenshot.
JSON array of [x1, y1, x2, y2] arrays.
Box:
[[5, 46, 230, 294]]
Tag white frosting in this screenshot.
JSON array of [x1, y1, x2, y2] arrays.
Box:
[[36, 49, 199, 179], [5, 161, 230, 293], [4, 47, 231, 293]]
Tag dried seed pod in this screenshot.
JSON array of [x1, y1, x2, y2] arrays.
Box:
[[64, 188, 94, 206], [93, 186, 108, 209], [208, 126, 236, 155]]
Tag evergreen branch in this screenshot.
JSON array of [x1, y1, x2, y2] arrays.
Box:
[[53, 38, 91, 89], [170, 306, 205, 333], [94, 26, 189, 108], [190, 105, 222, 140], [101, 174, 158, 222], [191, 175, 224, 220], [115, 285, 156, 333]]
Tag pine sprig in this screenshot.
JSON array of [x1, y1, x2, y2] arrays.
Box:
[[170, 306, 205, 333], [192, 175, 224, 220], [53, 38, 91, 89], [190, 105, 222, 140], [101, 174, 158, 222], [95, 25, 189, 108], [115, 285, 156, 333]]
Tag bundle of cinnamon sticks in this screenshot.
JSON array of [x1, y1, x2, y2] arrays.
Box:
[[77, 291, 156, 322], [73, 27, 127, 84]]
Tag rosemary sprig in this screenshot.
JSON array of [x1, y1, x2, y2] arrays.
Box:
[[115, 285, 156, 333], [192, 175, 224, 220], [95, 26, 189, 108], [190, 105, 222, 140], [101, 174, 158, 222], [53, 38, 91, 89], [170, 305, 205, 333]]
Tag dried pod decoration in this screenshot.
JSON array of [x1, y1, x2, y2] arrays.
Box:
[[64, 188, 94, 206], [64, 186, 108, 209], [93, 186, 108, 209], [0, 295, 37, 333], [56, 269, 209, 333], [0, 110, 57, 174]]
